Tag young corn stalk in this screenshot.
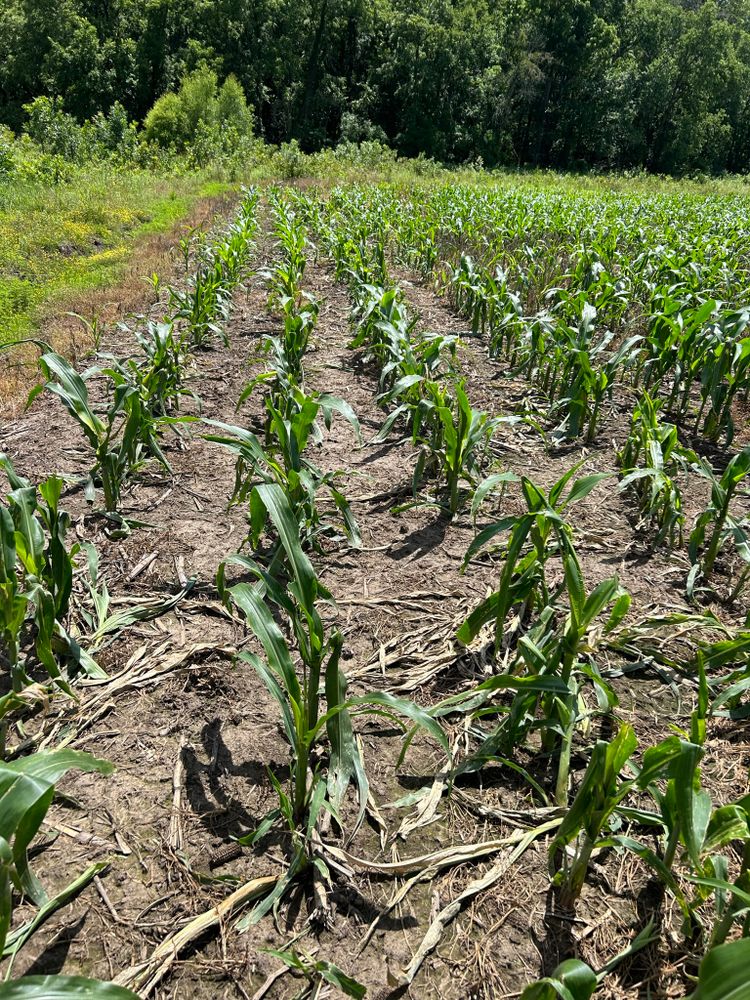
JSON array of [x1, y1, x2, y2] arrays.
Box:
[[617, 392, 695, 548], [268, 292, 320, 381], [688, 447, 750, 599], [411, 382, 499, 514], [204, 385, 362, 551], [27, 347, 171, 513], [0, 748, 140, 998], [0, 454, 104, 703], [169, 187, 259, 349], [217, 486, 446, 923], [456, 467, 626, 804], [549, 723, 639, 908]]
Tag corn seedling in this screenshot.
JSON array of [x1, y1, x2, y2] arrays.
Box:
[[204, 385, 362, 550], [688, 447, 750, 598], [28, 348, 170, 513], [519, 960, 597, 1000], [218, 485, 447, 923], [266, 292, 320, 380], [617, 393, 695, 547], [0, 455, 91, 698], [264, 948, 365, 999], [0, 749, 139, 998], [549, 724, 638, 907], [518, 921, 656, 998], [459, 465, 611, 650], [410, 382, 498, 513]]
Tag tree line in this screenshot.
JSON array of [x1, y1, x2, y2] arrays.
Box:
[[2, 0, 749, 175]]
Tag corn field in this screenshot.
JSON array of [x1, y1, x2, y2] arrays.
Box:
[[1, 178, 750, 999]]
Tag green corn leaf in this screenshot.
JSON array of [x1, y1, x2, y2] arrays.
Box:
[[520, 959, 597, 1000], [471, 472, 520, 521], [690, 938, 750, 999], [561, 473, 612, 508], [252, 482, 321, 610], [3, 862, 108, 960], [0, 978, 139, 999], [230, 586, 302, 707]]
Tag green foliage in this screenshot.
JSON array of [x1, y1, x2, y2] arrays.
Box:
[[4, 0, 750, 172], [142, 67, 253, 154], [0, 749, 132, 999], [0, 979, 138, 998], [217, 487, 446, 922], [0, 454, 99, 698], [688, 448, 750, 598], [520, 959, 597, 1000], [617, 392, 695, 548], [690, 939, 750, 999], [142, 93, 187, 150], [27, 347, 170, 513]]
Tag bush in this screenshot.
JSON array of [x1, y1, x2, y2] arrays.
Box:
[[143, 67, 253, 152], [0, 126, 14, 176], [143, 92, 188, 149], [218, 75, 254, 135], [276, 139, 307, 178], [179, 65, 219, 136], [340, 111, 387, 145], [23, 96, 83, 160]]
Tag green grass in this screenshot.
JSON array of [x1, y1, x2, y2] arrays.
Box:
[[0, 167, 233, 345]]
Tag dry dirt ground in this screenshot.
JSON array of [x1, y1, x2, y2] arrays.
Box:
[[0, 197, 748, 1000]]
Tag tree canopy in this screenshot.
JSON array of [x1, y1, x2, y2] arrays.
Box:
[[2, 0, 750, 174]]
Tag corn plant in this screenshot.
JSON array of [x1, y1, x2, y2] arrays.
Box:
[[688, 447, 750, 598], [204, 386, 361, 550], [410, 382, 499, 513], [168, 265, 232, 348], [536, 301, 641, 442], [617, 393, 695, 548], [459, 465, 611, 650], [0, 748, 139, 998], [604, 732, 750, 939], [455, 468, 626, 803], [349, 284, 418, 375], [0, 455, 88, 697], [218, 486, 447, 923], [445, 255, 524, 356], [550, 724, 638, 907], [169, 188, 258, 349], [265, 292, 320, 380], [28, 348, 170, 513], [688, 939, 750, 1000], [265, 194, 309, 307], [104, 320, 193, 417], [370, 329, 458, 444]]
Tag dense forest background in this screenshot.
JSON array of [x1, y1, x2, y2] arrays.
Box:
[[1, 0, 750, 175]]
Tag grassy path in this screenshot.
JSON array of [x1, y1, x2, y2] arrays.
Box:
[[0, 168, 236, 414]]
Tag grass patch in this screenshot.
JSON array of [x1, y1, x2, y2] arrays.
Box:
[[0, 167, 233, 345]]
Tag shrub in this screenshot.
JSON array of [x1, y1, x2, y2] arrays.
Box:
[[23, 96, 83, 160], [277, 139, 307, 178], [218, 74, 253, 135], [179, 64, 219, 136], [143, 68, 253, 152], [0, 125, 14, 176], [143, 92, 188, 149]]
